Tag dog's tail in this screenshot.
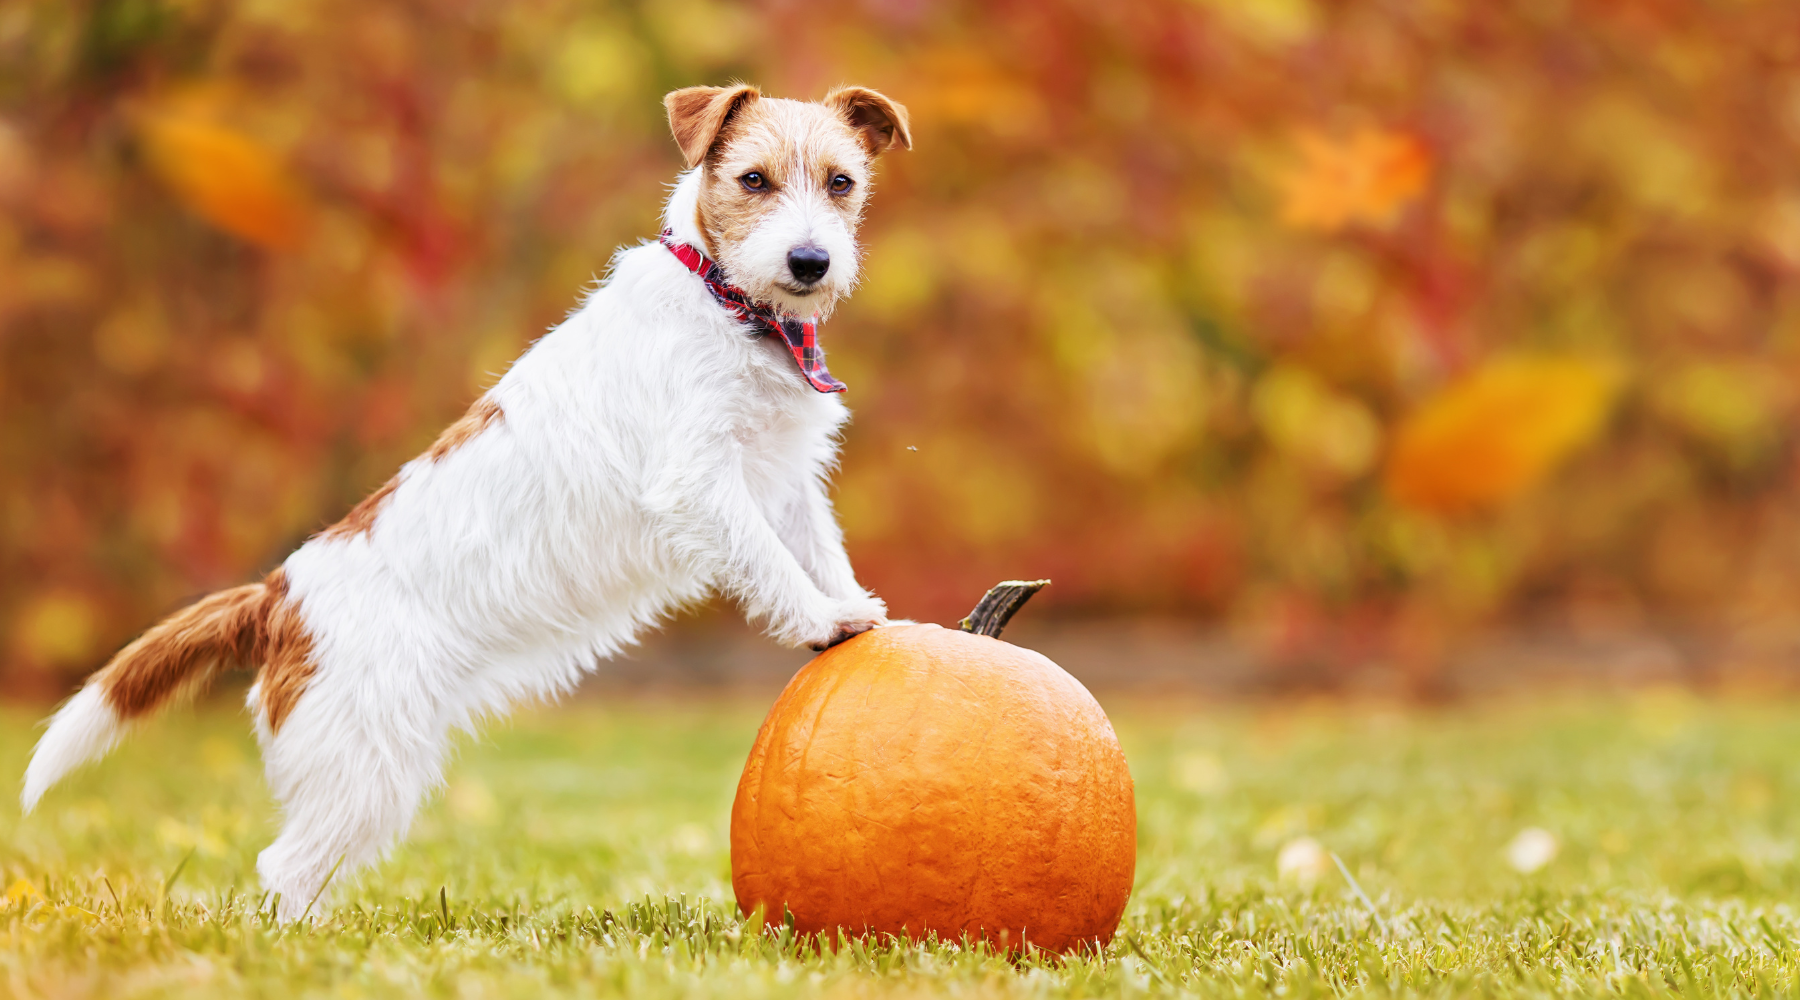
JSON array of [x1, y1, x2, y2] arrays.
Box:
[[22, 577, 284, 812]]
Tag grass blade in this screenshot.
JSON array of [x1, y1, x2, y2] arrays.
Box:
[[1331, 851, 1389, 937]]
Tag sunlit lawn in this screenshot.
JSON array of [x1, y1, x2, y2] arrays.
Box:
[[7, 689, 1800, 997]]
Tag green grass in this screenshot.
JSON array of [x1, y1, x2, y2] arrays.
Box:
[[7, 690, 1800, 997]]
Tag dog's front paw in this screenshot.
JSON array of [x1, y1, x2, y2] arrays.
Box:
[[808, 595, 888, 651]]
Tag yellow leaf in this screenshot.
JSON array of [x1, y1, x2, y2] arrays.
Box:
[[138, 112, 311, 250], [4, 878, 41, 906], [1386, 356, 1622, 513], [1278, 127, 1432, 232], [58, 905, 100, 926]]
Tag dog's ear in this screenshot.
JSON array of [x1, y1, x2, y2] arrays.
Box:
[[664, 84, 761, 168], [824, 87, 912, 156]]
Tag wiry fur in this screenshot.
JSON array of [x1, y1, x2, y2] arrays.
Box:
[[21, 570, 302, 811], [22, 86, 908, 921], [672, 85, 910, 318]]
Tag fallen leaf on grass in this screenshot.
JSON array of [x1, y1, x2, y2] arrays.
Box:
[[4, 878, 41, 906]]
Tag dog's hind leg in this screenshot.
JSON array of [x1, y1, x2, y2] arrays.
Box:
[[250, 657, 452, 922]]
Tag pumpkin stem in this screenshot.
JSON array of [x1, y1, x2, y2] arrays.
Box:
[[958, 580, 1050, 638]]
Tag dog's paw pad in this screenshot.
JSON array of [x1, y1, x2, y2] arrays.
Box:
[[810, 620, 878, 651]]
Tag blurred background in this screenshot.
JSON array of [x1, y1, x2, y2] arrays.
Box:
[[4, 0, 1800, 701]]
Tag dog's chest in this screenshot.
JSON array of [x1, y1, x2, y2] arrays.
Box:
[[734, 386, 816, 458], [731, 370, 841, 488]]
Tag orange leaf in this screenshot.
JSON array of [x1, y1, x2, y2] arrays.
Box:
[[1277, 127, 1432, 232], [1385, 357, 1622, 513], [138, 114, 312, 250]]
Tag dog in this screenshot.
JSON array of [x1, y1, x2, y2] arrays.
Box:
[[21, 84, 911, 920]]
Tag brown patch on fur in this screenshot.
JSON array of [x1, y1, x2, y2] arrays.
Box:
[[665, 84, 761, 168], [318, 396, 502, 542], [96, 569, 316, 731], [823, 87, 912, 155], [92, 402, 512, 728], [97, 583, 269, 719], [695, 97, 873, 245], [256, 570, 316, 733], [320, 475, 399, 541], [425, 396, 504, 463]]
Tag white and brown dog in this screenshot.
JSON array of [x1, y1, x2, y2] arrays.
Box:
[[22, 84, 911, 919]]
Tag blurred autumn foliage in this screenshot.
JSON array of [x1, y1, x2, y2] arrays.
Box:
[[5, 0, 1800, 696]]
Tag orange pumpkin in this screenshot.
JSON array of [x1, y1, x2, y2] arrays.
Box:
[[731, 581, 1136, 954]]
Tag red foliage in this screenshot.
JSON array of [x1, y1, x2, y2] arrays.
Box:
[[4, 0, 1800, 692]]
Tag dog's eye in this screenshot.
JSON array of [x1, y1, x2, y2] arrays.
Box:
[[740, 172, 768, 192], [829, 174, 854, 195]]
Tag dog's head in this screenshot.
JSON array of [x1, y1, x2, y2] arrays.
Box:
[[665, 84, 911, 318]]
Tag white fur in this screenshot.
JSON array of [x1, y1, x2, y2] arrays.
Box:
[[21, 686, 123, 813], [23, 168, 886, 920]]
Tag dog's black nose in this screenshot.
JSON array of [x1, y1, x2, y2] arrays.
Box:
[[787, 246, 830, 286]]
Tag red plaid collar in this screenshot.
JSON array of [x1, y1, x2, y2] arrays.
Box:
[[660, 230, 846, 394]]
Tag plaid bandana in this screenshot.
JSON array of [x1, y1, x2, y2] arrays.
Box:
[[660, 230, 846, 394]]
